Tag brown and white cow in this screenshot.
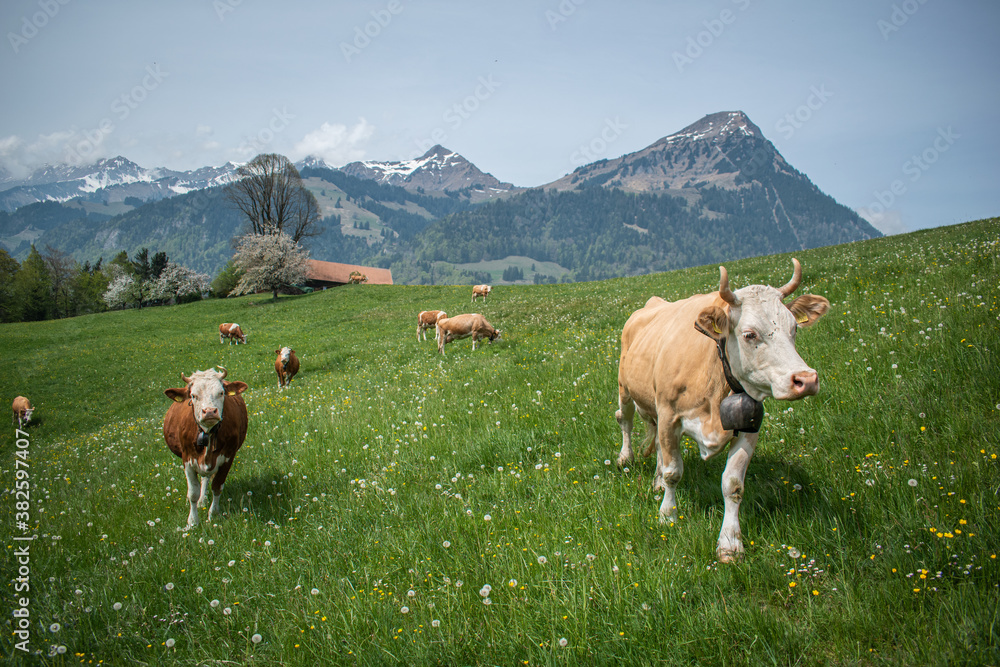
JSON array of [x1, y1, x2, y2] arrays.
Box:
[[219, 323, 247, 345], [416, 310, 447, 342], [616, 259, 829, 562], [12, 396, 34, 428], [437, 313, 501, 354], [163, 367, 249, 527], [274, 347, 300, 389], [471, 285, 492, 302]]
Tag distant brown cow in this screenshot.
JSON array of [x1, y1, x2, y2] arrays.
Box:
[[437, 313, 501, 354], [219, 323, 247, 345], [12, 396, 34, 428], [471, 285, 492, 302], [416, 310, 447, 342], [163, 367, 249, 527], [274, 347, 300, 389], [349, 272, 368, 285]]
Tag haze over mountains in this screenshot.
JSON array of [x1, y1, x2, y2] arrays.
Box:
[[0, 111, 881, 284]]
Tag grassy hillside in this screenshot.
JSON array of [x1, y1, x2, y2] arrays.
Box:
[[1, 218, 998, 665]]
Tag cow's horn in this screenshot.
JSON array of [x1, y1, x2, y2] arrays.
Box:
[[181, 373, 192, 385], [778, 258, 803, 297], [216, 366, 228, 379], [719, 266, 740, 305]]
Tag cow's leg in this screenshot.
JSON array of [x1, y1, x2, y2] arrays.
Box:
[[717, 432, 758, 562], [208, 459, 235, 520], [655, 417, 684, 523], [615, 390, 636, 465], [184, 462, 201, 527], [198, 474, 211, 508]]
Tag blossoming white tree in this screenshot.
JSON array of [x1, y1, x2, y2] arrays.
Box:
[[102, 263, 137, 310], [230, 231, 311, 299], [152, 262, 211, 304]]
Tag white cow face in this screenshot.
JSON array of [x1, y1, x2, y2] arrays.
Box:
[[165, 368, 247, 433], [23, 408, 34, 423], [697, 261, 829, 403]]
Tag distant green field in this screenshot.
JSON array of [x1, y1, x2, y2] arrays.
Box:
[[454, 255, 571, 283], [1, 218, 998, 665]]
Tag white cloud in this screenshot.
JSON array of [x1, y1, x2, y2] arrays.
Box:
[[856, 207, 910, 236], [0, 130, 101, 178], [292, 119, 374, 166]]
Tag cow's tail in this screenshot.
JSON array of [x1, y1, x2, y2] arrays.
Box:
[[641, 421, 658, 458]]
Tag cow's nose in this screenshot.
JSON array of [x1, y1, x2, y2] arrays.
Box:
[[202, 407, 219, 419], [790, 370, 819, 398]]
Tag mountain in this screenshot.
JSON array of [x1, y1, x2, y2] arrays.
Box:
[[401, 111, 881, 283], [0, 111, 882, 285], [340, 145, 516, 196], [0, 157, 241, 212]]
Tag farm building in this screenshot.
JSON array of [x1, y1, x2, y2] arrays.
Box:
[[303, 260, 393, 289]]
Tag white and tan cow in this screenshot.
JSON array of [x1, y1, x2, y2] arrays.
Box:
[[12, 396, 34, 428], [616, 259, 829, 562], [416, 310, 447, 342], [163, 367, 249, 527], [274, 347, 300, 389], [471, 285, 492, 302], [436, 313, 501, 354], [219, 323, 247, 345]]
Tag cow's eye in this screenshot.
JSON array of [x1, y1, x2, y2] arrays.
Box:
[[742, 331, 757, 341]]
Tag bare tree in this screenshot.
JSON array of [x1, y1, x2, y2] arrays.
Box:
[[225, 153, 322, 243], [230, 231, 311, 300]]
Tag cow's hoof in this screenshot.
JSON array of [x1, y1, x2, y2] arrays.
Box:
[[658, 513, 679, 525], [716, 548, 744, 564], [617, 453, 633, 467]]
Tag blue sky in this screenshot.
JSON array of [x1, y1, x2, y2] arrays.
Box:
[[1, 0, 997, 233]]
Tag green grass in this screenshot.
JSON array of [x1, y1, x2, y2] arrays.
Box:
[[2, 218, 999, 665]]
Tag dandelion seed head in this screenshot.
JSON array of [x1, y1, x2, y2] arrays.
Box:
[[166, 638, 176, 648], [252, 633, 262, 644]]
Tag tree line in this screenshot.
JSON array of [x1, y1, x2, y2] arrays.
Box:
[[0, 245, 211, 323]]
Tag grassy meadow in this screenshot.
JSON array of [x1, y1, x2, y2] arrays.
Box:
[[1, 218, 998, 666]]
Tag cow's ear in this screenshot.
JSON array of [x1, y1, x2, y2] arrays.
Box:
[[788, 294, 830, 328], [164, 388, 188, 403], [224, 381, 249, 396], [274, 349, 280, 354], [695, 306, 729, 340]]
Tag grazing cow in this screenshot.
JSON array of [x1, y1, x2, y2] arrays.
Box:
[[615, 259, 829, 562], [12, 396, 34, 428], [274, 347, 300, 389], [219, 323, 247, 345], [437, 313, 501, 354], [348, 272, 368, 285], [416, 310, 447, 342], [162, 367, 249, 527], [471, 284, 492, 302]]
